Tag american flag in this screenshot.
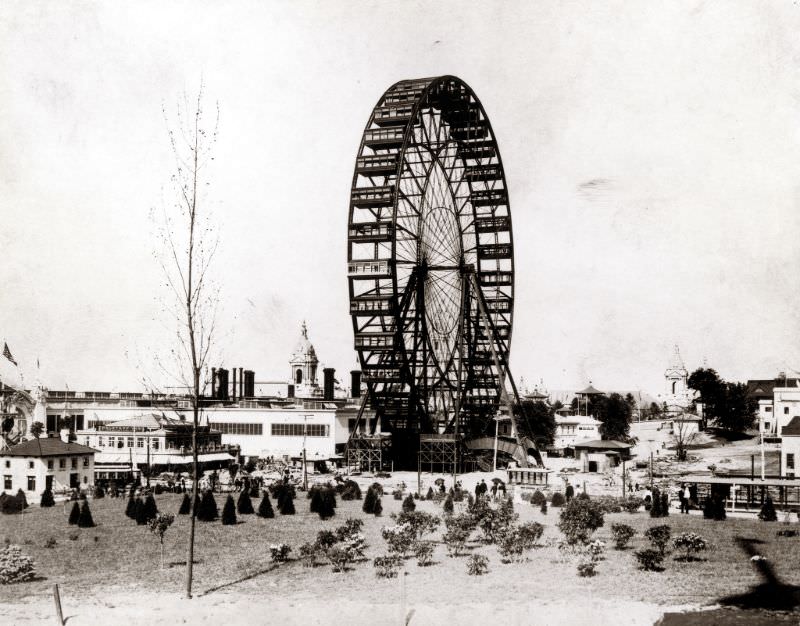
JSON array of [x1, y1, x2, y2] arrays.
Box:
[[3, 342, 17, 366]]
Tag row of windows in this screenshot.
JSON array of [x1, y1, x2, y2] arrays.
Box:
[[209, 422, 264, 436], [3, 476, 36, 491], [271, 423, 328, 437], [5, 458, 88, 471], [91, 436, 160, 450]]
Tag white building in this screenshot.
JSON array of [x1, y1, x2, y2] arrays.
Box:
[[781, 417, 800, 478], [553, 415, 602, 451], [662, 345, 692, 415], [0, 436, 95, 498]]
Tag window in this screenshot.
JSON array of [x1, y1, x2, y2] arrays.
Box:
[[785, 407, 790, 414], [83, 457, 89, 467], [71, 458, 77, 469], [270, 423, 329, 437], [4, 460, 9, 468], [28, 461, 34, 469], [136, 438, 144, 448], [59, 458, 66, 469], [152, 439, 160, 450], [127, 437, 134, 448], [764, 422, 771, 431], [98, 436, 104, 447], [47, 460, 54, 470], [108, 436, 115, 448], [27, 476, 35, 491], [84, 437, 90, 446], [295, 369, 303, 384], [788, 454, 795, 470], [209, 422, 263, 436], [765, 406, 772, 413], [3, 476, 11, 490]]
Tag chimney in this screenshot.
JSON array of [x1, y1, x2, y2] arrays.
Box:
[[232, 368, 237, 402], [211, 367, 217, 398], [350, 370, 362, 399], [239, 367, 244, 399], [244, 370, 255, 398], [323, 368, 335, 401]]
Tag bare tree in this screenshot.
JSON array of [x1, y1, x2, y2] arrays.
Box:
[[670, 416, 698, 462], [156, 83, 220, 599]]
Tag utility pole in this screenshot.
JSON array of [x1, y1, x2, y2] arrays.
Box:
[[302, 414, 310, 491]]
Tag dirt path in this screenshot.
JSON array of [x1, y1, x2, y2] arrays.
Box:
[[5, 589, 681, 625]]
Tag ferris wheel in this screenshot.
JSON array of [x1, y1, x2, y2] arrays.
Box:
[[347, 76, 526, 452]]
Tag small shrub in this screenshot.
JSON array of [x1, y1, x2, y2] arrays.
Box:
[[67, 531, 78, 541], [178, 493, 191, 515], [280, 491, 295, 515], [585, 539, 606, 561], [649, 487, 663, 518], [315, 530, 337, 551], [142, 494, 158, 522], [557, 497, 605, 545], [577, 558, 597, 577], [370, 482, 384, 496], [298, 542, 319, 568], [414, 540, 434, 566], [0, 545, 35, 584], [221, 495, 237, 525], [269, 543, 291, 563], [466, 554, 489, 576], [335, 518, 364, 542], [326, 546, 353, 572], [362, 487, 377, 514], [394, 511, 440, 540], [401, 494, 415, 511], [518, 522, 544, 549], [381, 524, 415, 556], [341, 480, 362, 501], [443, 513, 474, 557], [611, 523, 636, 550], [660, 492, 670, 517], [623, 496, 643, 514], [237, 490, 254, 515], [759, 496, 778, 522], [153, 483, 163, 495], [197, 491, 218, 522], [551, 492, 566, 507], [703, 496, 726, 520], [425, 486, 434, 500], [44, 537, 57, 549], [374, 555, 401, 578], [68, 501, 80, 525], [634, 548, 664, 571], [40, 490, 55, 508], [565, 484, 575, 501], [673, 532, 708, 560], [125, 495, 136, 519], [530, 490, 546, 506], [595, 496, 623, 514], [77, 501, 96, 528], [644, 525, 671, 556], [257, 493, 275, 518], [443, 494, 454, 515]]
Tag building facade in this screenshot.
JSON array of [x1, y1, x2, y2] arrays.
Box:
[[0, 436, 95, 498]]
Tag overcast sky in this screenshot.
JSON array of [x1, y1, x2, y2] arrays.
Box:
[[1, 1, 798, 396]]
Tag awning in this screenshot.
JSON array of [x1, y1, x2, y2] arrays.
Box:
[[158, 452, 236, 464]]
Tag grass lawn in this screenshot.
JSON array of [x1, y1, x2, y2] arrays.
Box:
[[1, 492, 799, 610]]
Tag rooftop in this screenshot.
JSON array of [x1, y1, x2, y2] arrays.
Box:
[[782, 416, 800, 437], [1, 437, 96, 457]]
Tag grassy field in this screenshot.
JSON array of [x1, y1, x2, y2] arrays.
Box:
[[1, 490, 799, 611]]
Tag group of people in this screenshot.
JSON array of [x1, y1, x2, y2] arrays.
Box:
[[474, 478, 506, 499]]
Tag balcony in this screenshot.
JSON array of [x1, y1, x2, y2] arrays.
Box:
[[350, 296, 394, 315], [348, 222, 393, 242], [351, 186, 395, 208], [470, 188, 508, 207]]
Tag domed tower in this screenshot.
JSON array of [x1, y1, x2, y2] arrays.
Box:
[[289, 321, 319, 396]]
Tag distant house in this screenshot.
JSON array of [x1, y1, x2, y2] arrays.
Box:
[[781, 417, 800, 478], [0, 436, 96, 498], [551, 415, 602, 455], [572, 439, 633, 473]]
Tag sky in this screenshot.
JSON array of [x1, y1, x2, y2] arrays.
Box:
[[1, 1, 799, 396]]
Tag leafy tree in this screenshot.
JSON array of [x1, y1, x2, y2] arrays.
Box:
[[257, 493, 274, 518], [68, 501, 80, 525], [149, 513, 175, 569], [29, 422, 45, 438], [671, 417, 698, 461], [594, 393, 632, 441], [281, 490, 295, 515], [688, 368, 756, 433], [237, 490, 254, 515], [513, 400, 557, 447], [77, 501, 95, 528], [557, 497, 605, 545], [221, 495, 237, 525]]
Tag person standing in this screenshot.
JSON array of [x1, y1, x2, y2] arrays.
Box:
[[682, 484, 691, 514]]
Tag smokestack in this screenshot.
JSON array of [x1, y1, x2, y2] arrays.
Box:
[[287, 384, 295, 399], [239, 367, 244, 399], [350, 370, 362, 399], [232, 368, 237, 402], [323, 368, 335, 401], [212, 367, 217, 398], [244, 370, 254, 398]]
